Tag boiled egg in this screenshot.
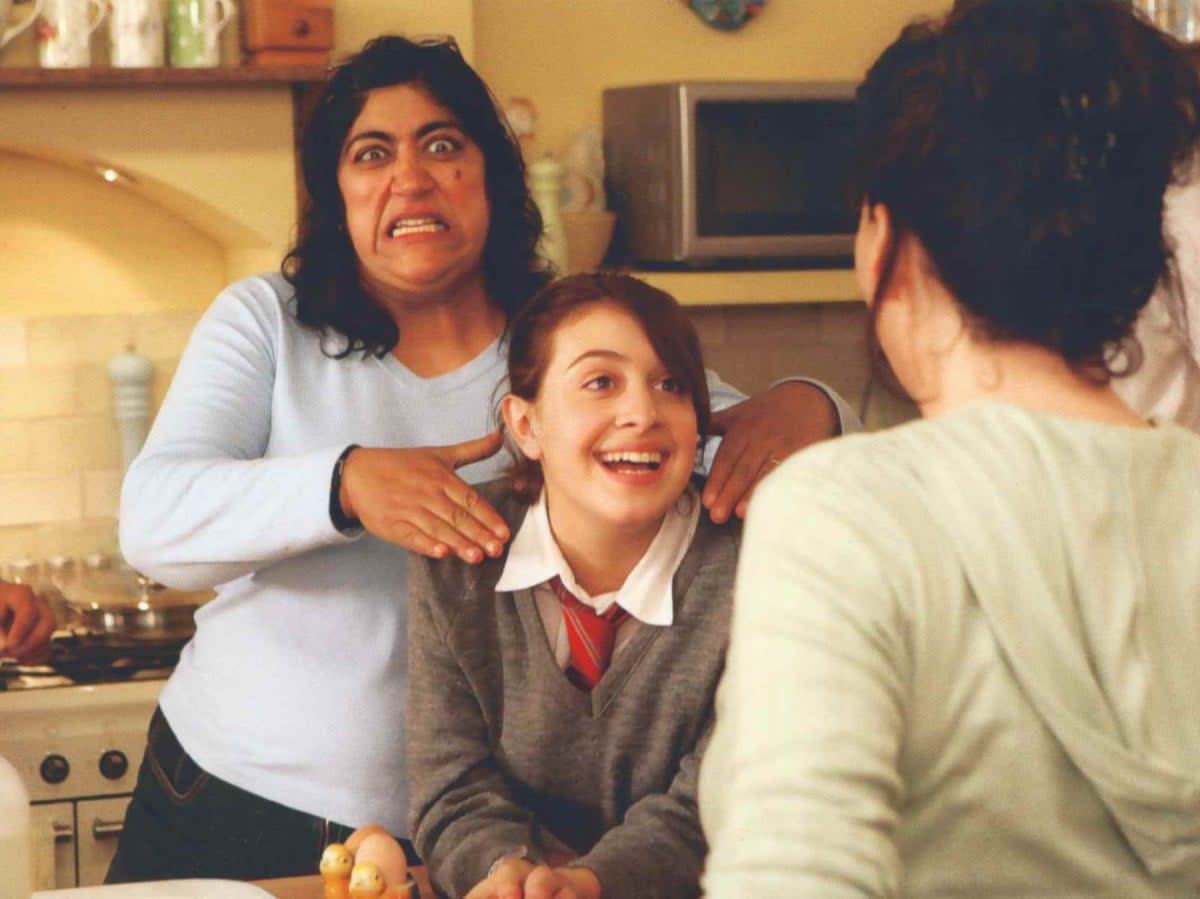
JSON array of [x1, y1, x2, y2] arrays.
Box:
[[345, 822, 390, 854], [354, 832, 409, 890]]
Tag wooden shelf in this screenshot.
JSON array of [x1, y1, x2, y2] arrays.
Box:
[[0, 65, 328, 88]]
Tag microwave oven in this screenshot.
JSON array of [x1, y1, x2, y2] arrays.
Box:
[[602, 81, 858, 267]]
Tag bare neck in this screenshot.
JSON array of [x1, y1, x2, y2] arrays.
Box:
[[548, 502, 664, 596], [906, 291, 1148, 428], [371, 280, 506, 378]]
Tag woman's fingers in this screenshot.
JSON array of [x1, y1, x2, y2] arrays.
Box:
[[523, 868, 576, 899], [342, 443, 510, 562], [1, 585, 34, 652], [421, 501, 501, 564], [437, 475, 510, 545], [0, 584, 55, 661], [703, 382, 838, 521], [18, 595, 55, 663], [444, 428, 506, 471], [702, 433, 759, 524]]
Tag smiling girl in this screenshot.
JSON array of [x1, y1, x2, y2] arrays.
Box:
[[406, 273, 738, 899]]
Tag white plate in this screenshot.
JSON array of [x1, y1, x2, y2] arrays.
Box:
[[36, 880, 277, 899]]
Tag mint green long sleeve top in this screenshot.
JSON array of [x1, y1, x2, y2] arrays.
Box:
[[700, 401, 1200, 898]]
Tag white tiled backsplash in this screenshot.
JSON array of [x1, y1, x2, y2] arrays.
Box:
[[0, 311, 196, 561], [0, 302, 911, 561]]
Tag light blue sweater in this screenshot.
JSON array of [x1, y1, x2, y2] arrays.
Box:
[[121, 272, 850, 834]]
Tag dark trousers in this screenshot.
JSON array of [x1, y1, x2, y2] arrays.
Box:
[[106, 706, 419, 883]]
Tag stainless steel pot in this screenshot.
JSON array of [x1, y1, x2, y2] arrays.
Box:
[[53, 564, 212, 643]]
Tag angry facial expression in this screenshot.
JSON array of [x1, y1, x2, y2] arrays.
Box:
[[337, 83, 490, 303]]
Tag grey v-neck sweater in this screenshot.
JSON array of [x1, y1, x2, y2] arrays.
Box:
[[407, 480, 739, 899]]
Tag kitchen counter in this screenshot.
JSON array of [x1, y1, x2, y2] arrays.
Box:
[[634, 268, 861, 306], [257, 873, 433, 899]]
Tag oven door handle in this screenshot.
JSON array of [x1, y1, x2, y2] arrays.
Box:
[[92, 818, 124, 839]]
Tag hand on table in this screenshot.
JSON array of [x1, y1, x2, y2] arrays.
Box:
[[702, 381, 839, 523], [463, 857, 535, 899], [337, 431, 510, 564], [0, 581, 55, 663], [523, 866, 599, 899], [464, 861, 600, 899]]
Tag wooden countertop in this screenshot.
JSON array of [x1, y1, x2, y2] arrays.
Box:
[[256, 873, 433, 899], [635, 268, 861, 307]]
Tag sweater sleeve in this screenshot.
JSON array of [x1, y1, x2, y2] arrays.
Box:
[[119, 278, 355, 591], [570, 723, 712, 899], [698, 458, 909, 899], [407, 556, 574, 898]]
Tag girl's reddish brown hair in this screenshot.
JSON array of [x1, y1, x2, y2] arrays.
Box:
[[502, 273, 711, 502]]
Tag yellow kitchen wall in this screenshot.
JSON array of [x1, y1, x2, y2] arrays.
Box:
[[0, 0, 473, 319], [334, 0, 475, 61], [473, 0, 951, 161], [0, 0, 948, 319]]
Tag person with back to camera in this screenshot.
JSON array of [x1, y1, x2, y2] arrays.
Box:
[[105, 34, 860, 882], [407, 273, 737, 899], [699, 1, 1200, 896]]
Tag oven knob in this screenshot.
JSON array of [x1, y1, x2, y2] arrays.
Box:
[[40, 754, 70, 784], [99, 750, 129, 780]]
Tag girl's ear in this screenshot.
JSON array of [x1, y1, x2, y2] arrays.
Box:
[[855, 200, 895, 305], [501, 393, 543, 461]]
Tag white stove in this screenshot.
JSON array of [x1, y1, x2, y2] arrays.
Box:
[[0, 678, 163, 889]]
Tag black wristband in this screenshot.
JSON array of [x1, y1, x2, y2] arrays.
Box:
[[329, 444, 362, 534]]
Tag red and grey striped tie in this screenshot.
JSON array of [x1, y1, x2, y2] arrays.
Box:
[[549, 576, 630, 691]]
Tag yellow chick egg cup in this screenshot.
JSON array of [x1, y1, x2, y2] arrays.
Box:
[[349, 861, 386, 899], [320, 843, 354, 881]]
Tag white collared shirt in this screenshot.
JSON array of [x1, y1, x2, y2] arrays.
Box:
[[494, 484, 702, 669]]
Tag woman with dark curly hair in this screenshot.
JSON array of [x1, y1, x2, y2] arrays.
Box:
[[700, 1, 1200, 895], [107, 35, 855, 882]]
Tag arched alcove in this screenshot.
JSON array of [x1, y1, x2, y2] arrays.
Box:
[[0, 145, 274, 316]]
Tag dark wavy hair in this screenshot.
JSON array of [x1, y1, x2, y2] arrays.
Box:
[[502, 273, 712, 502], [856, 0, 1200, 373], [282, 35, 552, 358]]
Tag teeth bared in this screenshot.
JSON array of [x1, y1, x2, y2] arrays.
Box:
[[599, 451, 664, 465], [389, 218, 447, 237]]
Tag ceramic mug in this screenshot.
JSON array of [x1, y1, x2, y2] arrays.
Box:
[[1, 0, 46, 50], [108, 0, 164, 67], [36, 0, 106, 67], [166, 0, 231, 67]]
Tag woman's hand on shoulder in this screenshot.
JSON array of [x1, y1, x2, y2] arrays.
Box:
[[703, 381, 838, 523], [0, 581, 55, 664], [337, 431, 510, 564]]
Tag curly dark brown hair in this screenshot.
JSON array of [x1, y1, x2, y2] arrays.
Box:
[[282, 35, 552, 358], [856, 0, 1200, 372]]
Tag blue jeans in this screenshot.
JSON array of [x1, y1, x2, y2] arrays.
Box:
[[106, 706, 419, 882]]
